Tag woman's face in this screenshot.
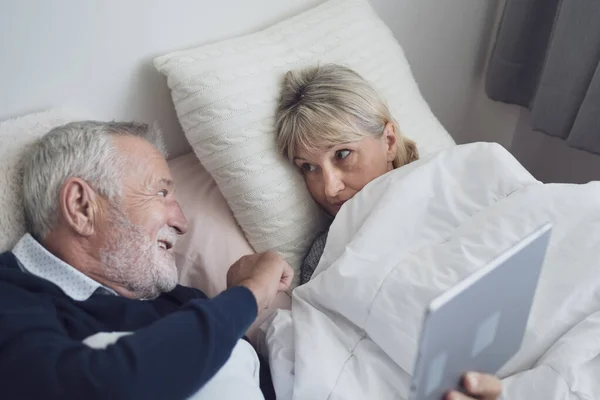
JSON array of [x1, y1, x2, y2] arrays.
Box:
[[294, 123, 398, 216]]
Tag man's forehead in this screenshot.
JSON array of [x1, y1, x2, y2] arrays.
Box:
[[113, 134, 153, 151], [113, 136, 173, 187]]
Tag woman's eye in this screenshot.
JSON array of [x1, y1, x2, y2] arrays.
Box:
[[302, 163, 316, 173], [157, 189, 168, 197], [335, 149, 351, 160]]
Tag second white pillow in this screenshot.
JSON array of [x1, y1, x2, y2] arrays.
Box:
[[154, 0, 455, 280]]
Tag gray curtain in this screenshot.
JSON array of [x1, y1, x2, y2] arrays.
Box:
[[486, 0, 600, 154]]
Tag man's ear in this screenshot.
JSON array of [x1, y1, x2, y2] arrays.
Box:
[[383, 122, 398, 163], [59, 178, 99, 237]]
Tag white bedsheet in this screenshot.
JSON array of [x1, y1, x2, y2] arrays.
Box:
[[85, 333, 264, 399], [262, 143, 600, 400]]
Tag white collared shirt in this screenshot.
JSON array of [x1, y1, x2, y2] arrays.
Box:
[[12, 233, 117, 301]]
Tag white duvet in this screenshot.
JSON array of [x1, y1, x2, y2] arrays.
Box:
[[262, 143, 600, 400]]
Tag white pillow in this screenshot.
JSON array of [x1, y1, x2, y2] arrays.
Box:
[[154, 0, 455, 280], [0, 109, 85, 251]]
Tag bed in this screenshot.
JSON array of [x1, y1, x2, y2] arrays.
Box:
[[1, 0, 455, 339]]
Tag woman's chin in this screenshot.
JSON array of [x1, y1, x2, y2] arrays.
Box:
[[327, 205, 341, 216]]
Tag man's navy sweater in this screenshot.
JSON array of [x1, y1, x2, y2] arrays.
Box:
[[0, 251, 259, 399]]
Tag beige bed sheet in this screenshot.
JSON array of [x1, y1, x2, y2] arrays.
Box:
[[169, 152, 291, 342]]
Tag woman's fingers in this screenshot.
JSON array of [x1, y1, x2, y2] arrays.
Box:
[[445, 390, 473, 400], [444, 372, 502, 400], [463, 372, 502, 398]]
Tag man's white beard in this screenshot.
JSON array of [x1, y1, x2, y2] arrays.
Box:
[[100, 204, 179, 299]]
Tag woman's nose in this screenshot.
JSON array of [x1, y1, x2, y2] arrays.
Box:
[[323, 168, 345, 198]]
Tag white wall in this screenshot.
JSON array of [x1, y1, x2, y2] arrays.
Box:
[[0, 0, 323, 158], [2, 0, 515, 160], [394, 0, 600, 184], [460, 0, 522, 149], [370, 0, 514, 145]]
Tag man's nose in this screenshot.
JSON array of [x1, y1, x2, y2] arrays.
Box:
[[323, 168, 345, 199], [168, 200, 189, 235]]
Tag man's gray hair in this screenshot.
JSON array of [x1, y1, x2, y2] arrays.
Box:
[[21, 121, 166, 240]]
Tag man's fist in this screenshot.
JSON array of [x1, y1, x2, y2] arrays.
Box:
[[227, 251, 294, 311]]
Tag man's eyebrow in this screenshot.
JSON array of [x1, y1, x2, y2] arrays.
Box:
[[158, 178, 174, 188], [293, 157, 307, 162]]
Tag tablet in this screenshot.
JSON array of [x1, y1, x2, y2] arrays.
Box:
[[409, 223, 552, 400]]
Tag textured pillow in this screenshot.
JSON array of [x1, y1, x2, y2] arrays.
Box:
[[154, 0, 455, 280], [0, 109, 85, 251]]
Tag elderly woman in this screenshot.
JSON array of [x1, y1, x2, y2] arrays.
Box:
[[275, 63, 418, 284], [275, 64, 502, 400]]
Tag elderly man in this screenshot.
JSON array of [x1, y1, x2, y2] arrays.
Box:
[[0, 121, 291, 399]]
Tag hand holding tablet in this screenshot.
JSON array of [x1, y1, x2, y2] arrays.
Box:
[[410, 224, 552, 400]]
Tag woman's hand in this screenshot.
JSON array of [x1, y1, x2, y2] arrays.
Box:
[[445, 372, 502, 400]]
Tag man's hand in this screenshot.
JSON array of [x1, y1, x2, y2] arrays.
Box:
[[227, 251, 294, 311], [445, 372, 502, 400]]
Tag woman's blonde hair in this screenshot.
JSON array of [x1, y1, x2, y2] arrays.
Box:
[[275, 64, 418, 168]]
